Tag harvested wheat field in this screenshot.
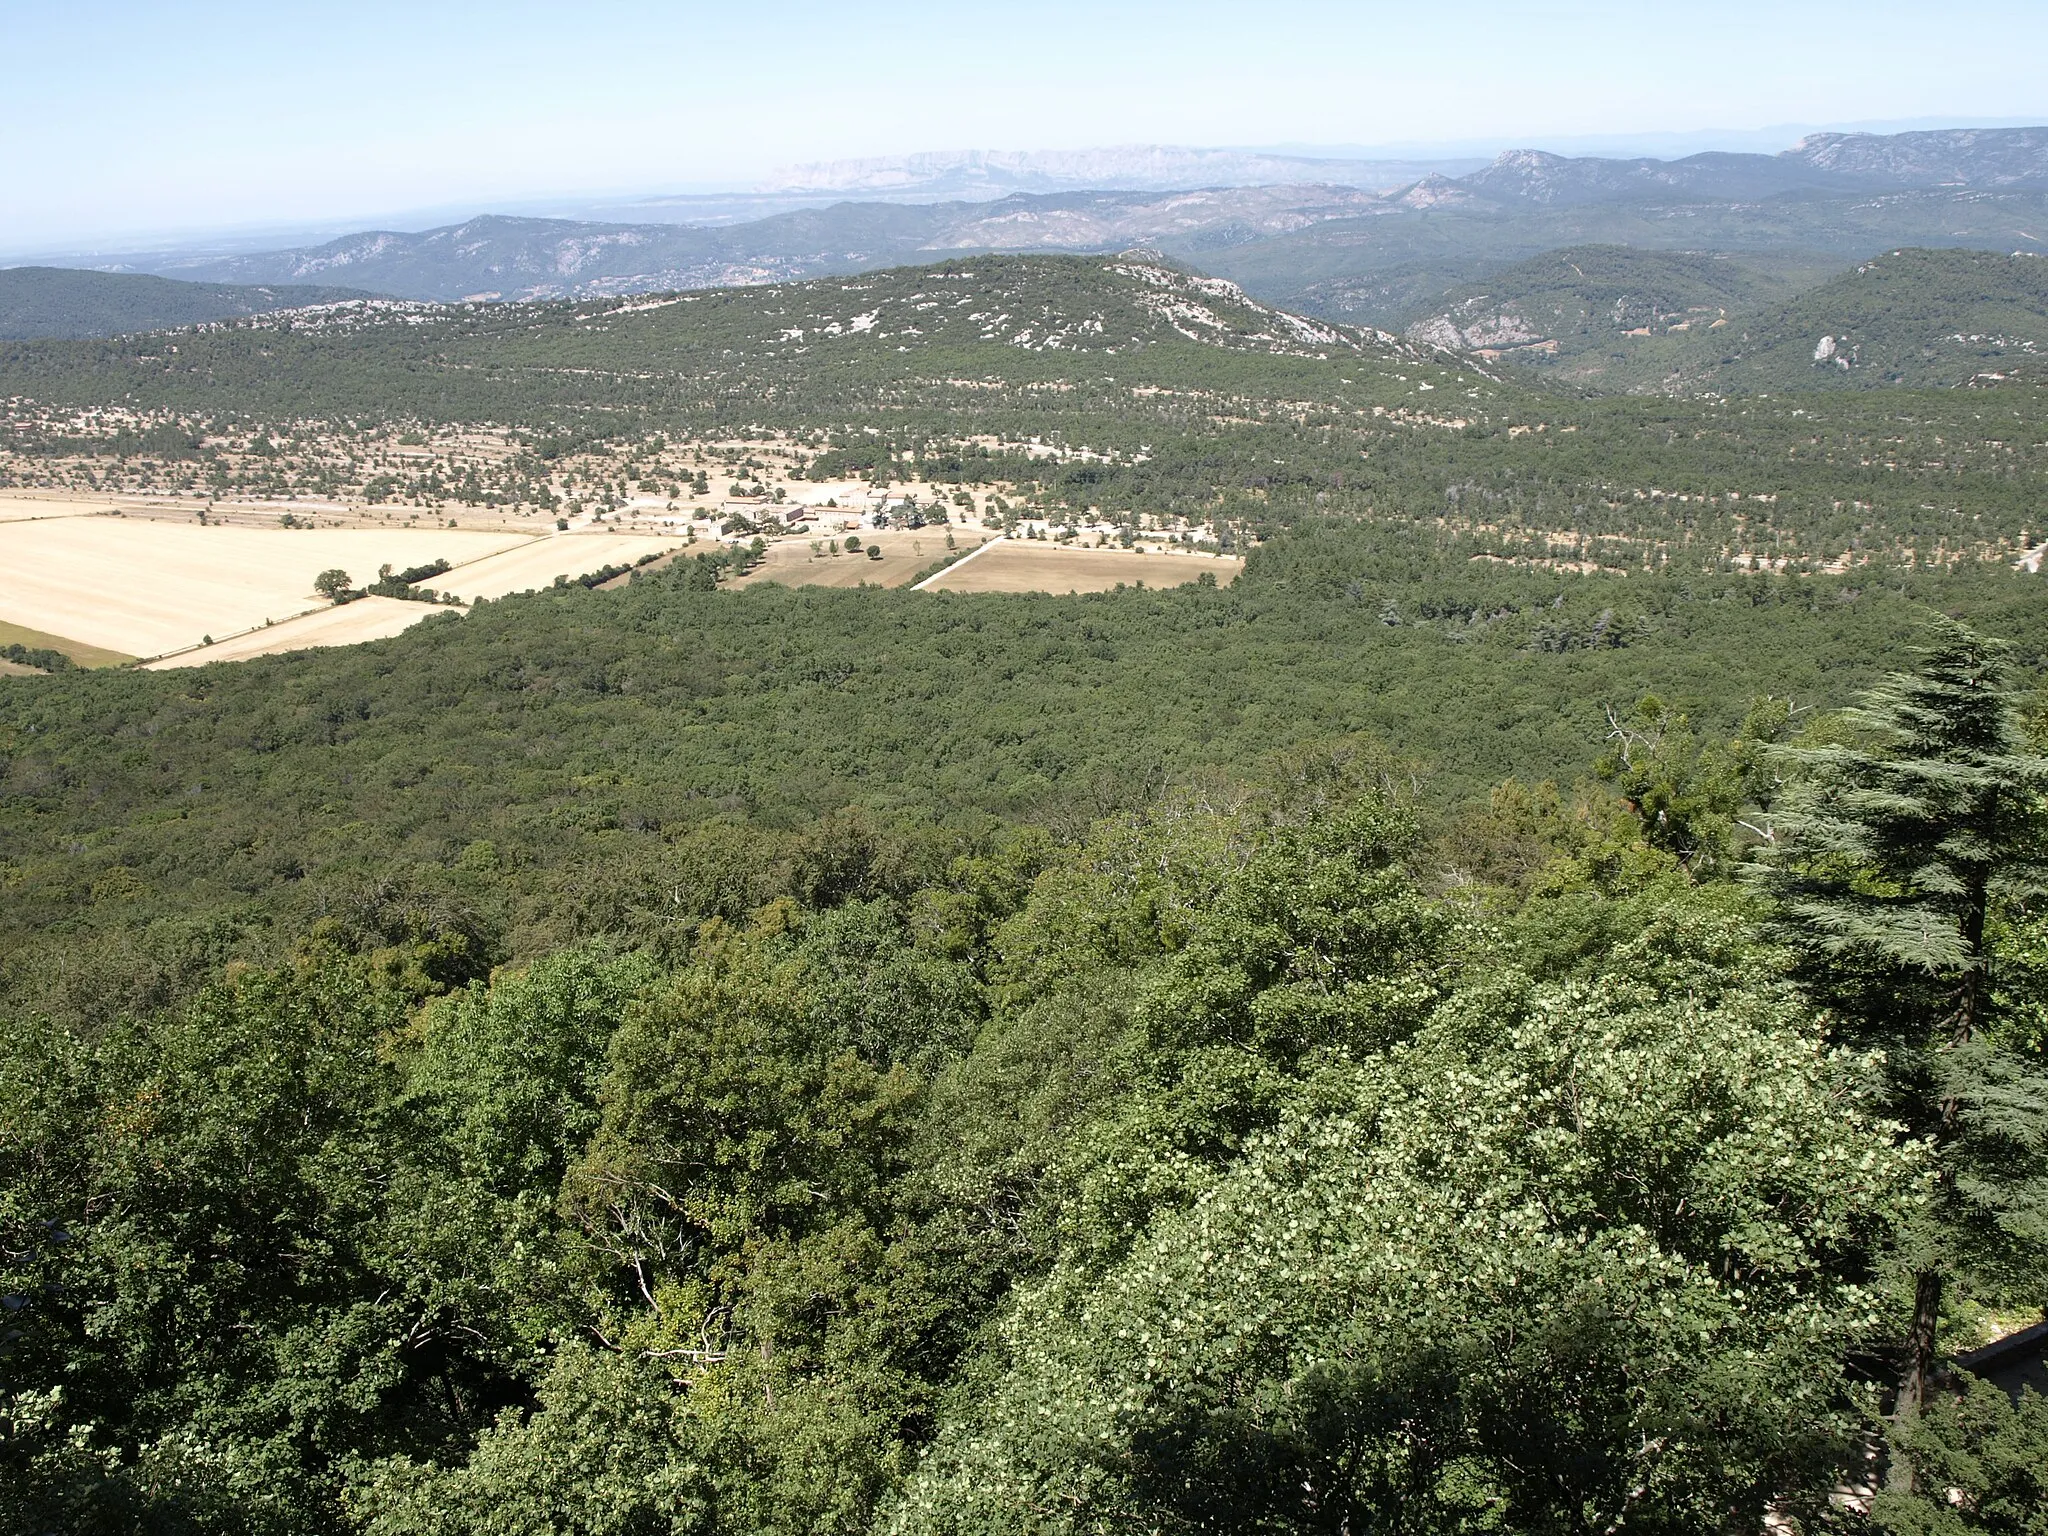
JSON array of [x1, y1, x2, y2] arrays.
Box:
[[734, 529, 957, 590], [0, 517, 530, 659], [143, 596, 452, 669], [441, 534, 684, 602], [922, 540, 1241, 595], [0, 494, 110, 524]]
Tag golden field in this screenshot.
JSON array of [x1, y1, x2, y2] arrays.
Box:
[[0, 514, 530, 658], [734, 529, 958, 590], [442, 534, 684, 602], [921, 540, 1241, 594], [0, 510, 682, 661]]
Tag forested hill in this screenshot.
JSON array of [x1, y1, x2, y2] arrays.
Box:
[[0, 265, 376, 339], [0, 252, 1448, 424], [1685, 247, 2048, 390], [1387, 245, 2048, 393], [1396, 244, 1823, 378]]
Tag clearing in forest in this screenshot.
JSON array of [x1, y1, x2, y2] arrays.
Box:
[[734, 529, 955, 590], [921, 541, 1241, 594]]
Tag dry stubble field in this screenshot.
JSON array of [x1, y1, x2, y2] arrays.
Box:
[[0, 506, 685, 661], [734, 529, 958, 590], [923, 541, 1241, 594], [140, 596, 452, 670], [442, 534, 684, 602], [0, 514, 530, 658]]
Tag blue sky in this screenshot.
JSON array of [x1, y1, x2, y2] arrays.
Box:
[[4, 0, 2045, 250]]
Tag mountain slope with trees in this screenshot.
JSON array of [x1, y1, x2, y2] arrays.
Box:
[[1389, 246, 2048, 393], [0, 266, 377, 339], [1683, 247, 2048, 391]]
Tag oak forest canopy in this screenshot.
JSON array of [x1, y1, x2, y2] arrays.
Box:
[[9, 125, 2048, 1536]]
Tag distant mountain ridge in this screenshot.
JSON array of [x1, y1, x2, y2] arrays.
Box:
[[1791, 125, 2048, 185], [759, 145, 1484, 198], [1454, 127, 2048, 209], [130, 189, 1410, 303], [58, 125, 2048, 319]]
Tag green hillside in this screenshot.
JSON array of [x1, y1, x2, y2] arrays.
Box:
[[1678, 246, 2048, 390], [1207, 187, 2048, 327], [0, 265, 377, 339], [7, 252, 2046, 566], [1393, 244, 1833, 381], [0, 253, 1455, 424]]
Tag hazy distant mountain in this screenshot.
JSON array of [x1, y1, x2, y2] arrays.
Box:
[[764, 129, 2048, 209], [1787, 126, 2048, 186], [0, 266, 375, 339], [66, 125, 2048, 316], [918, 185, 1390, 253], [138, 189, 1415, 303], [759, 145, 1484, 198], [144, 214, 896, 302], [1203, 185, 2048, 328], [1457, 149, 1835, 208], [1454, 127, 2048, 209]]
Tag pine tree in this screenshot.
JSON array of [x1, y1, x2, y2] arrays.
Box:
[[1748, 619, 2048, 1480]]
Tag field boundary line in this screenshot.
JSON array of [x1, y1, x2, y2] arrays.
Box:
[[141, 600, 334, 665], [911, 536, 1006, 591]]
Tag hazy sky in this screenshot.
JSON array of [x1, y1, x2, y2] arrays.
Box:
[[5, 0, 2045, 250]]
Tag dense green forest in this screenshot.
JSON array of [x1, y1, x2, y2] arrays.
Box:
[[5, 253, 2048, 1534]]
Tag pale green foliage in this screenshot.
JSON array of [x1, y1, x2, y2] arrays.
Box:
[[890, 901, 1918, 1535], [1596, 694, 1792, 877]]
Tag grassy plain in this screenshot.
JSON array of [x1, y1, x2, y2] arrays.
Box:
[[924, 541, 1242, 594], [0, 617, 134, 667]]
